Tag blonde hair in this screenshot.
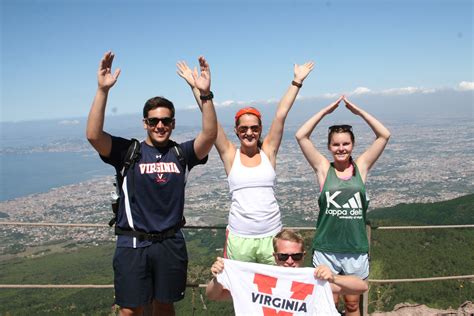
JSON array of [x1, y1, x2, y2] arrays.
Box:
[[273, 229, 304, 252]]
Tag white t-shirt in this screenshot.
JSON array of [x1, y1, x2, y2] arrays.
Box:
[[216, 259, 340, 316], [227, 150, 281, 237]]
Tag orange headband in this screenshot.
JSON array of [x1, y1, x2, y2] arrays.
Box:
[[234, 107, 262, 124]]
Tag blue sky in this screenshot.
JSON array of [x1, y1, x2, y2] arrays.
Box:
[[1, 0, 472, 122]]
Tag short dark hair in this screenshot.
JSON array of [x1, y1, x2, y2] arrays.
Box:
[[143, 96, 175, 118], [273, 229, 305, 252]]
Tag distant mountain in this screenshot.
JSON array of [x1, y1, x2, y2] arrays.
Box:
[[368, 193, 474, 226], [177, 89, 473, 127], [1, 88, 472, 135]]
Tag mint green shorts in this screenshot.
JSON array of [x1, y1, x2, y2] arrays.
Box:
[[224, 230, 276, 265]]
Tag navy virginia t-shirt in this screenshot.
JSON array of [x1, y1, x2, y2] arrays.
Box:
[[101, 136, 207, 248]]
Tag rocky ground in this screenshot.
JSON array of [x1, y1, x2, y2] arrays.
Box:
[[371, 301, 474, 316]]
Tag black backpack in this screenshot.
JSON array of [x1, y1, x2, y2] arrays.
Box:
[[109, 138, 187, 226]]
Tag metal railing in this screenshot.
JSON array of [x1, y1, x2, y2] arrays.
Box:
[[1, 221, 473, 315]]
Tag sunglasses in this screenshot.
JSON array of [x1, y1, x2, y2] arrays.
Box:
[[144, 117, 174, 127], [275, 252, 304, 261], [237, 125, 260, 134], [328, 124, 352, 132]]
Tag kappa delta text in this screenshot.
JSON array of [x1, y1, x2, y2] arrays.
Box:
[[324, 191, 364, 219]]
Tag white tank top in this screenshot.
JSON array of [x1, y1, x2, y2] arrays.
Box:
[[227, 149, 282, 237]]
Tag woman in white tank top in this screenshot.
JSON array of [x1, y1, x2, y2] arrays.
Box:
[[177, 60, 314, 263]]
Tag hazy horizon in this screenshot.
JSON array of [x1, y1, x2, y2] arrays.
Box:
[[2, 90, 472, 158]]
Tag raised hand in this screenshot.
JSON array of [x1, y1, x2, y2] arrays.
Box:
[[192, 56, 211, 94], [314, 265, 335, 283], [210, 257, 224, 276], [294, 61, 315, 83], [176, 61, 197, 87], [343, 96, 362, 115], [97, 51, 121, 91], [323, 95, 343, 115]]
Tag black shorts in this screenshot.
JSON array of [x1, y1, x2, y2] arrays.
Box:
[[113, 230, 188, 308]]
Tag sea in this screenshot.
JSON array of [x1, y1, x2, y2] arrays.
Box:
[[0, 151, 112, 201], [0, 114, 199, 201], [0, 115, 142, 201]]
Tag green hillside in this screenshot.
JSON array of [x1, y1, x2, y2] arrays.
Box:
[[0, 194, 473, 314], [0, 243, 116, 315], [0, 231, 235, 316], [368, 193, 474, 225], [367, 193, 474, 312]]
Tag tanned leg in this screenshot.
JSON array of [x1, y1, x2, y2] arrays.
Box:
[[343, 294, 361, 316], [119, 306, 144, 316], [152, 300, 175, 316]]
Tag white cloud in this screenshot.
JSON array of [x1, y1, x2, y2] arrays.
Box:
[[352, 87, 372, 95], [262, 98, 278, 104], [183, 83, 468, 111], [458, 81, 474, 91], [421, 88, 436, 94], [348, 86, 436, 96], [295, 95, 315, 101], [220, 100, 236, 107], [381, 87, 421, 95], [211, 100, 250, 108], [58, 120, 79, 125], [319, 86, 438, 99], [321, 92, 340, 99]]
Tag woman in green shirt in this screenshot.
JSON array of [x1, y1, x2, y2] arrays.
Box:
[[295, 95, 390, 316]]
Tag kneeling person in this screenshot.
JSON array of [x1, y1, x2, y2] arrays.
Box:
[[206, 229, 368, 315]]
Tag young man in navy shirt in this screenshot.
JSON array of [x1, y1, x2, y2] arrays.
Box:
[[87, 51, 217, 316]]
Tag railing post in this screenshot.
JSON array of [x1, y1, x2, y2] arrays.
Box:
[[192, 287, 196, 316], [363, 223, 371, 316]]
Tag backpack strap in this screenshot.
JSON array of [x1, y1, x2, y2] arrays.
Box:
[[109, 138, 141, 227], [121, 138, 141, 177], [168, 140, 187, 171], [123, 138, 141, 202]]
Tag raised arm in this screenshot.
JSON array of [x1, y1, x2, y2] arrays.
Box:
[[263, 62, 315, 167], [86, 51, 121, 157], [205, 257, 232, 301], [343, 96, 391, 182], [177, 61, 235, 172], [295, 96, 342, 186], [314, 265, 368, 295], [189, 56, 218, 160]]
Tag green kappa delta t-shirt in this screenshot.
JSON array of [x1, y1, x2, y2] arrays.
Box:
[[313, 163, 369, 253]]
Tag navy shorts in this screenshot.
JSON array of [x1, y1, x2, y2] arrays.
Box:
[[113, 230, 188, 308]]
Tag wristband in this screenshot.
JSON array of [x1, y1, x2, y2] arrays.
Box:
[[292, 81, 303, 88], [200, 91, 214, 101]]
